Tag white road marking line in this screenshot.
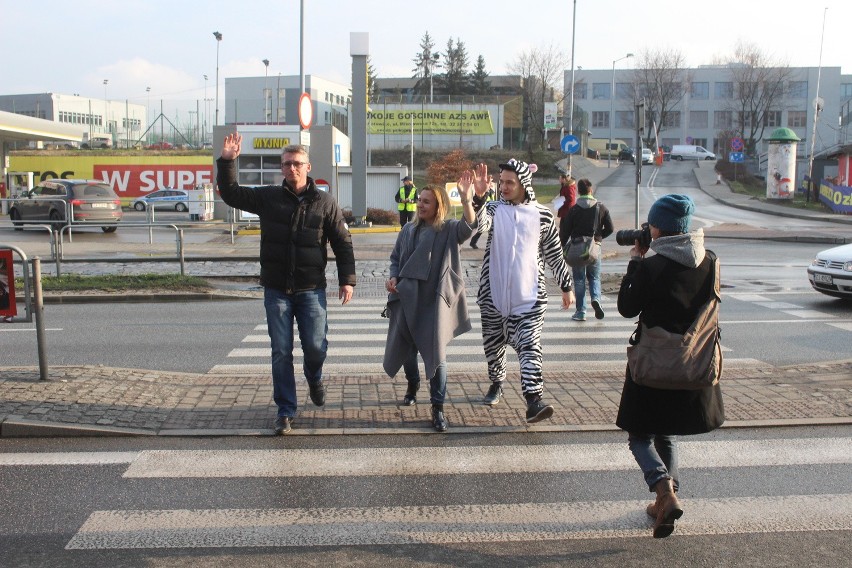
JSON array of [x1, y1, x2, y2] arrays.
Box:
[[0, 452, 139, 466], [780, 309, 835, 319], [65, 494, 852, 549], [827, 322, 852, 331], [123, 438, 852, 478]]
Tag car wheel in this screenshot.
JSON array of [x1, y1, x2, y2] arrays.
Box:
[[101, 226, 118, 233], [175, 203, 188, 212], [10, 209, 23, 230], [705, 156, 714, 160], [134, 202, 146, 211], [49, 210, 64, 230]]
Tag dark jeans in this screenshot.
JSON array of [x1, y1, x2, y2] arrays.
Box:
[[264, 287, 328, 418], [404, 346, 447, 405], [399, 210, 414, 226]]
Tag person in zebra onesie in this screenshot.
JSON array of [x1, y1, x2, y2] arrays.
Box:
[[458, 160, 575, 423]]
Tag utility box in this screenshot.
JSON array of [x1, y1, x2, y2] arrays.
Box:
[[187, 184, 214, 221], [766, 128, 800, 200]]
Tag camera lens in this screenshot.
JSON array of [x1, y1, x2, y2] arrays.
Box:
[[616, 229, 643, 247]]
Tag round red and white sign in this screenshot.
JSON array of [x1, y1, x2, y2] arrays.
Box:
[[298, 93, 313, 130]]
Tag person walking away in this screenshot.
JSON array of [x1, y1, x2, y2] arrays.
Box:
[[616, 194, 724, 538], [383, 182, 476, 432], [468, 181, 495, 249], [559, 178, 614, 321], [555, 174, 577, 218], [395, 176, 418, 226], [216, 133, 356, 435], [460, 160, 574, 424]]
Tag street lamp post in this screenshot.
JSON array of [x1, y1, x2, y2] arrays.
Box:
[[608, 53, 633, 168], [428, 53, 440, 104], [203, 74, 209, 144], [103, 79, 109, 136], [262, 59, 270, 124], [213, 31, 222, 126]]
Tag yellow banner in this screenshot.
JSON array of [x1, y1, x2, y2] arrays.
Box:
[[368, 110, 494, 135]]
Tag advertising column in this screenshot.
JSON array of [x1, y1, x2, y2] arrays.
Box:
[[766, 127, 800, 200]]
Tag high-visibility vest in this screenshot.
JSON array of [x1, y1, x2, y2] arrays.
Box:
[[398, 186, 417, 211]]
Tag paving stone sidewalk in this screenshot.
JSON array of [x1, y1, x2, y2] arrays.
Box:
[[1, 361, 850, 437]]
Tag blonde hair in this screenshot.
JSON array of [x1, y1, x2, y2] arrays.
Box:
[[412, 185, 449, 230]]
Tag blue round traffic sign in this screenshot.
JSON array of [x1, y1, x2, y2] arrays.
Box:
[[731, 137, 744, 152], [561, 135, 580, 155]]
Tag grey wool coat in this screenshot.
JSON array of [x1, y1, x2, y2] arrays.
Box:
[[383, 218, 475, 380]]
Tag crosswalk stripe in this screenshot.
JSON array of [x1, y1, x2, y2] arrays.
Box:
[[65, 494, 852, 549], [207, 358, 767, 375], [121, 438, 852, 478], [230, 344, 637, 357], [0, 452, 140, 466], [241, 331, 633, 343]]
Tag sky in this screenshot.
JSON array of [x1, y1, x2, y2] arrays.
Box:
[[2, 0, 849, 109]]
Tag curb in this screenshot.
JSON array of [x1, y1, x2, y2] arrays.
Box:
[[3, 416, 850, 438]]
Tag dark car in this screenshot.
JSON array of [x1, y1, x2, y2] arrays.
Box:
[[132, 189, 190, 212], [8, 179, 122, 233], [618, 147, 635, 162]]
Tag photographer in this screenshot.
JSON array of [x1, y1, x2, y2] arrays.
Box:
[[616, 194, 725, 539]]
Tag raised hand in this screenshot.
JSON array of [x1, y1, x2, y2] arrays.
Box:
[[457, 170, 474, 203], [473, 163, 491, 196], [220, 133, 242, 160]]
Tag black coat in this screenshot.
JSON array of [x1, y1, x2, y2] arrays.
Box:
[[216, 158, 356, 293], [615, 252, 724, 435]]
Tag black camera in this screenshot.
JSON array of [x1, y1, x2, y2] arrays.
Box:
[[616, 223, 652, 247]]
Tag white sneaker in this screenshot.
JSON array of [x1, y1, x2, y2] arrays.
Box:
[[571, 312, 586, 321]]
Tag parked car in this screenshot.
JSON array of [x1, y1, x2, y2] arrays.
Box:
[[618, 147, 635, 162], [807, 243, 852, 300], [132, 189, 190, 212], [632, 147, 654, 165], [8, 179, 122, 233], [670, 144, 716, 161]]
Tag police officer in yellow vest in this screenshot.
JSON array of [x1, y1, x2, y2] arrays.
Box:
[[395, 176, 418, 226]]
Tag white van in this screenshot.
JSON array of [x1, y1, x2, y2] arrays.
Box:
[[670, 144, 716, 161], [588, 138, 629, 159]]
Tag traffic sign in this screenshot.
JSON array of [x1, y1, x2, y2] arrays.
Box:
[[334, 144, 341, 165], [729, 152, 745, 163], [298, 93, 313, 130], [731, 137, 744, 152], [560, 134, 580, 155]]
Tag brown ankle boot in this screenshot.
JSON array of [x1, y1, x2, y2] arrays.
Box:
[[651, 478, 683, 538]]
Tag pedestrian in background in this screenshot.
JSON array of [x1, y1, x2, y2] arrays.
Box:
[[616, 194, 725, 538], [216, 133, 356, 435], [395, 176, 418, 226], [383, 181, 476, 432], [555, 174, 577, 218], [559, 178, 614, 321], [461, 160, 574, 424]]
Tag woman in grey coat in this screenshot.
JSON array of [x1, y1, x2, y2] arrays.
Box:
[[383, 181, 476, 432]]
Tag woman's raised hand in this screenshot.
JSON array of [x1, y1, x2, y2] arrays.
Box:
[[220, 133, 242, 160]]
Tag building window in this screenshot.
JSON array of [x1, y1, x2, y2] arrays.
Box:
[[763, 111, 782, 127], [592, 83, 610, 100], [788, 81, 807, 98], [573, 82, 587, 99], [615, 111, 633, 128], [692, 138, 708, 148], [592, 111, 609, 128], [662, 111, 680, 128], [615, 83, 632, 99], [714, 82, 733, 99], [691, 82, 709, 99], [787, 110, 807, 128], [840, 83, 852, 98], [689, 111, 708, 129], [714, 110, 733, 129]]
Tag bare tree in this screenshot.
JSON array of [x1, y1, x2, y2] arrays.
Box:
[[721, 41, 794, 156], [411, 31, 441, 98], [629, 48, 690, 147], [508, 43, 569, 153]]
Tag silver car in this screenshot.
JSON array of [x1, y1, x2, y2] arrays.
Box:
[[807, 243, 852, 299], [8, 179, 122, 233]]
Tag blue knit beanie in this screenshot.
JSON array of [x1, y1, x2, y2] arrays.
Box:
[[648, 194, 694, 233]]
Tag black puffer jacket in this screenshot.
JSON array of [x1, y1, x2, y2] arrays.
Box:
[[216, 158, 356, 293]]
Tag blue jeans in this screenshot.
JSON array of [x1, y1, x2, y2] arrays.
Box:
[[264, 287, 328, 418], [628, 432, 680, 492], [572, 257, 601, 315], [403, 347, 447, 405]]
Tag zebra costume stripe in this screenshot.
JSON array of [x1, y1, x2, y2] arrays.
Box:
[[475, 159, 573, 397]]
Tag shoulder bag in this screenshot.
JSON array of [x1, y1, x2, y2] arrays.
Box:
[[564, 204, 601, 267], [626, 251, 722, 390]]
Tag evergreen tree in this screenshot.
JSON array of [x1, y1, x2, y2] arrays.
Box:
[[438, 38, 470, 96], [367, 56, 380, 102], [469, 55, 491, 96], [411, 31, 440, 97]]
